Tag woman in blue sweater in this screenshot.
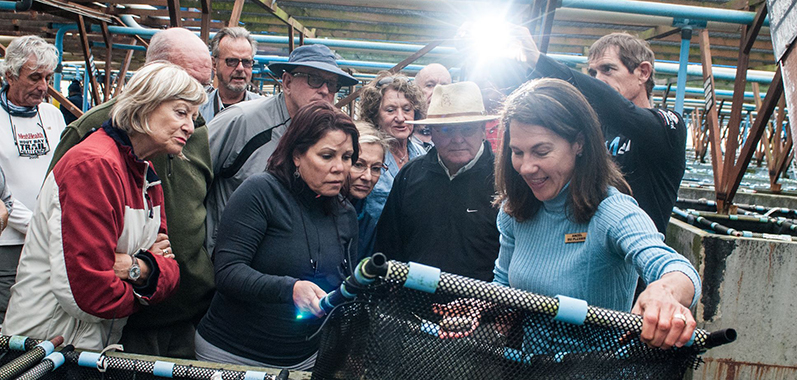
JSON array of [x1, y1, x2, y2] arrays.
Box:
[[485, 78, 700, 350]]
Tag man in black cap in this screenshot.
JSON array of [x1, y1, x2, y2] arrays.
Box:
[[59, 80, 83, 125], [205, 44, 358, 253]]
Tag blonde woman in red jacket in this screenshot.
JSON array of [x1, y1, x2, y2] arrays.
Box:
[[2, 62, 205, 350]]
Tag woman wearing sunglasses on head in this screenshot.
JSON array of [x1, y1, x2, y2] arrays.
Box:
[[357, 72, 426, 254]]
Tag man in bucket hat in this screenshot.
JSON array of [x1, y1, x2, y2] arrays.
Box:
[[206, 44, 358, 253], [375, 82, 500, 281]]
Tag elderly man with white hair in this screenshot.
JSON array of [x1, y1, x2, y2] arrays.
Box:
[[375, 82, 500, 281], [0, 35, 65, 326]]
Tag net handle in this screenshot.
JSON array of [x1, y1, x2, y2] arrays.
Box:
[[384, 260, 736, 350]]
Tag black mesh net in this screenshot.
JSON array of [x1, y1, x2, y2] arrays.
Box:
[[0, 343, 285, 380], [313, 261, 703, 380]]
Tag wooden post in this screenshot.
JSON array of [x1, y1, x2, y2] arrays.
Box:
[[167, 0, 182, 27], [698, 29, 724, 190], [100, 21, 113, 102], [77, 15, 101, 107], [228, 0, 244, 27]]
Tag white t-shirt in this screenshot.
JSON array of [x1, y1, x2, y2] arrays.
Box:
[[0, 102, 66, 245]]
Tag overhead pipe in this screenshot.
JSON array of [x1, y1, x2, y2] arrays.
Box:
[[654, 85, 767, 101], [108, 23, 779, 84], [255, 55, 426, 74], [560, 0, 769, 26], [554, 8, 761, 34], [49, 22, 775, 89], [551, 54, 775, 84]]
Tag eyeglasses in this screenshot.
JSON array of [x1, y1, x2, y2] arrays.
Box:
[[223, 58, 254, 68], [351, 161, 386, 177], [291, 72, 342, 93], [432, 124, 484, 137]]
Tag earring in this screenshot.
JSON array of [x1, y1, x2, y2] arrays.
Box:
[[577, 152, 583, 157], [294, 168, 301, 179]]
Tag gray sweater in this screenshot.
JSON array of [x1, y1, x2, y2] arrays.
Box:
[[197, 171, 357, 366]]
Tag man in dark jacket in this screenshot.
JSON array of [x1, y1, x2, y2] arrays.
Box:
[[375, 82, 500, 281], [59, 80, 83, 125]]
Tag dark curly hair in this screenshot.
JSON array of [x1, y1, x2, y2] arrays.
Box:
[[357, 71, 426, 130]]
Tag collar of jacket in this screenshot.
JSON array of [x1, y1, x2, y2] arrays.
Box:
[[421, 140, 494, 177], [101, 120, 161, 185]]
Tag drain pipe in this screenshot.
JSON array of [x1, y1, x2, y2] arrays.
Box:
[[674, 27, 692, 114], [53, 24, 78, 93]]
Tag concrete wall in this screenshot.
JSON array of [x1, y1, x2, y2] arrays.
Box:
[[666, 219, 797, 379]]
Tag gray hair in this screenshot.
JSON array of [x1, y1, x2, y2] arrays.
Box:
[[111, 61, 207, 138], [209, 27, 257, 57], [0, 35, 58, 79]]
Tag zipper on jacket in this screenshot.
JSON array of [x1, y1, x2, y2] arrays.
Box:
[[145, 193, 153, 218]]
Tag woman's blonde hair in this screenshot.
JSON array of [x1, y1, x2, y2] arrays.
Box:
[[355, 120, 391, 158], [111, 61, 207, 136]]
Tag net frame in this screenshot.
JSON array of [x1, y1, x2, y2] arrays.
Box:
[[312, 259, 736, 380]]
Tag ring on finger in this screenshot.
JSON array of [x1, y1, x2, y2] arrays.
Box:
[[164, 248, 170, 254], [673, 313, 687, 323]]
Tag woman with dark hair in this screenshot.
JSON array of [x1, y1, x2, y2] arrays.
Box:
[[195, 101, 359, 370], [357, 73, 426, 245], [438, 78, 700, 351], [492, 78, 700, 349]]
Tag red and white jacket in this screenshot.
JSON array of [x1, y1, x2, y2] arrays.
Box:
[[2, 125, 180, 350]]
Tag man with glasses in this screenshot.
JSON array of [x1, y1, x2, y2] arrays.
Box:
[[0, 35, 65, 326], [375, 82, 500, 281], [199, 27, 261, 123], [206, 44, 357, 254]]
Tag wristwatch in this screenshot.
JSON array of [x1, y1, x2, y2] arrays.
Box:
[[128, 253, 141, 282]]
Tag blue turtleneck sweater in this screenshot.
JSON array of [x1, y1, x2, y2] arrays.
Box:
[[494, 184, 700, 312]]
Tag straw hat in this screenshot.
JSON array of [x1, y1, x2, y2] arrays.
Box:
[[406, 81, 500, 125]]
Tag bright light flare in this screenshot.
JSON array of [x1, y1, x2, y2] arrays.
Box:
[[469, 19, 515, 58]]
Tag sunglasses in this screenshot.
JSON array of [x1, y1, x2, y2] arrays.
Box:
[[223, 58, 254, 68], [376, 76, 394, 88], [291, 72, 342, 93], [432, 124, 483, 137]]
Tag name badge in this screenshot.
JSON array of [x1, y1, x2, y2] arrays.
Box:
[[565, 232, 587, 244]]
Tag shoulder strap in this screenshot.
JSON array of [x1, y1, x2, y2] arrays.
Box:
[[219, 118, 290, 179]]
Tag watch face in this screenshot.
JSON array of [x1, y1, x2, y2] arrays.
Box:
[[129, 264, 141, 281]]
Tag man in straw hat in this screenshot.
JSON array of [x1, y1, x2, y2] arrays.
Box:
[[375, 82, 500, 281], [206, 44, 358, 253]]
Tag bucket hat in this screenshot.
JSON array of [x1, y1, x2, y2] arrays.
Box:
[[268, 44, 358, 86], [406, 81, 499, 125]]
